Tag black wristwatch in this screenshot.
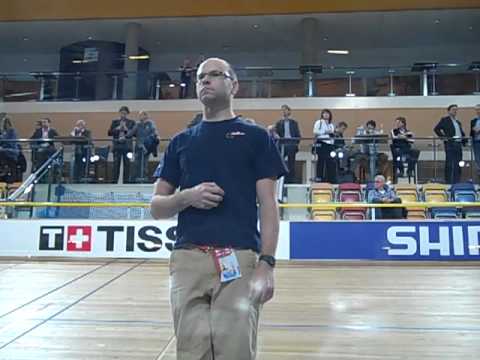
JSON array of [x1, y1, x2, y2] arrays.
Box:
[[259, 254, 276, 268]]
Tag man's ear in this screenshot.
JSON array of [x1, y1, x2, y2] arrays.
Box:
[[231, 80, 239, 96]]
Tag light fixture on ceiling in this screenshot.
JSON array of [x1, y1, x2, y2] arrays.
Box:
[[327, 50, 349, 55], [323, 37, 329, 41], [434, 19, 440, 24], [128, 55, 150, 60], [22, 37, 29, 41], [252, 24, 260, 30], [87, 36, 93, 40]]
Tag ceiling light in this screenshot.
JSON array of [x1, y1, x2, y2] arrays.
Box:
[[87, 36, 93, 40], [323, 37, 329, 41], [327, 50, 349, 55], [23, 37, 29, 41], [128, 55, 150, 60], [434, 19, 440, 24], [252, 24, 260, 29]]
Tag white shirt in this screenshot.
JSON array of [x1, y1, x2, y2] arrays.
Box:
[[313, 119, 334, 145], [451, 117, 462, 139], [42, 128, 50, 139], [284, 119, 292, 138]]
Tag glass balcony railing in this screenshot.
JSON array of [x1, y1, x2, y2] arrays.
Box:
[[0, 135, 478, 188], [1, 62, 479, 102]]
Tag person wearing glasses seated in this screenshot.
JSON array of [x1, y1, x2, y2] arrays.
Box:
[[368, 175, 404, 219]]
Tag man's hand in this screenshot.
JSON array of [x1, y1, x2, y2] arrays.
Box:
[[186, 182, 224, 210], [249, 261, 274, 305]]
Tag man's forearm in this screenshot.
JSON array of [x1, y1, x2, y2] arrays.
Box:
[[151, 190, 191, 219], [259, 199, 280, 256]]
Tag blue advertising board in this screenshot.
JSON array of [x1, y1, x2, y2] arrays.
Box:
[[290, 221, 480, 260]]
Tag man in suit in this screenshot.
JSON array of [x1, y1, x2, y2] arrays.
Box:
[[70, 119, 92, 182], [108, 106, 135, 183], [30, 117, 59, 172], [275, 105, 301, 183], [434, 104, 466, 184], [469, 104, 480, 176]]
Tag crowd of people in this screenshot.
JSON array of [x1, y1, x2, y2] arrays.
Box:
[[1, 103, 479, 185], [269, 103, 480, 186], [0, 107, 159, 183]]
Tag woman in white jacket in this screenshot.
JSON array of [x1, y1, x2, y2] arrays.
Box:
[[313, 109, 336, 182]]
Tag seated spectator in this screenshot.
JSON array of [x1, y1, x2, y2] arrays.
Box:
[[368, 175, 404, 219], [30, 117, 59, 172]]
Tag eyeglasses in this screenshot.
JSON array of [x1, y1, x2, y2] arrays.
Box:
[[197, 70, 234, 82]]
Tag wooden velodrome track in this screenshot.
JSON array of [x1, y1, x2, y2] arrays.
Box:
[[0, 259, 479, 359]]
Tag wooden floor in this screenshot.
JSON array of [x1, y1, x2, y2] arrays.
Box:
[[0, 259, 479, 359]]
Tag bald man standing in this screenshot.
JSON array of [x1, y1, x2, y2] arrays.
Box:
[[151, 58, 287, 360]]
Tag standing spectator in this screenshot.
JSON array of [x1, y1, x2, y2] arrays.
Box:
[[313, 109, 336, 182], [275, 105, 301, 183], [128, 110, 159, 182], [0, 116, 21, 182], [469, 104, 480, 176], [70, 119, 92, 182], [434, 104, 466, 184], [30, 117, 59, 171], [390, 117, 420, 179], [179, 58, 193, 99], [108, 106, 135, 183]]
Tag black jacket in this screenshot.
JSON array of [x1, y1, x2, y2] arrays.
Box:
[[30, 128, 60, 148], [108, 118, 135, 150], [274, 118, 301, 150], [470, 117, 480, 139], [434, 116, 465, 144]]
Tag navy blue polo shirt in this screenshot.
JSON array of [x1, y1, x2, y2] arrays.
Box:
[[154, 117, 287, 252]]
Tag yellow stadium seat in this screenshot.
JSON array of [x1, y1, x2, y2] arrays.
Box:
[[406, 206, 427, 220], [395, 184, 419, 203], [424, 191, 448, 203], [312, 209, 336, 220], [422, 183, 449, 203], [310, 182, 334, 203]]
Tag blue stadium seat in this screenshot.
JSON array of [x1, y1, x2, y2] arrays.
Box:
[[431, 207, 458, 219], [450, 182, 477, 217]]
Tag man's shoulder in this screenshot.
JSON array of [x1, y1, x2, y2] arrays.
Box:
[[240, 121, 271, 141]]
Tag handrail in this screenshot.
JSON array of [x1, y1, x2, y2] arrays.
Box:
[[7, 147, 63, 201], [0, 201, 479, 209]]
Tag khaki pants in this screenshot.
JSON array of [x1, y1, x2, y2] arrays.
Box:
[[169, 249, 260, 360]]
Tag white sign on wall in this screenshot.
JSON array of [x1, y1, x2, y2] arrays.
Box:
[[0, 220, 291, 260]]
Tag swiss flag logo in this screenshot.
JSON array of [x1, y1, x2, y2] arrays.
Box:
[[67, 226, 92, 252]]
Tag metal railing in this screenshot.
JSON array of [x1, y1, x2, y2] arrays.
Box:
[[1, 135, 479, 186], [1, 62, 479, 101]]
